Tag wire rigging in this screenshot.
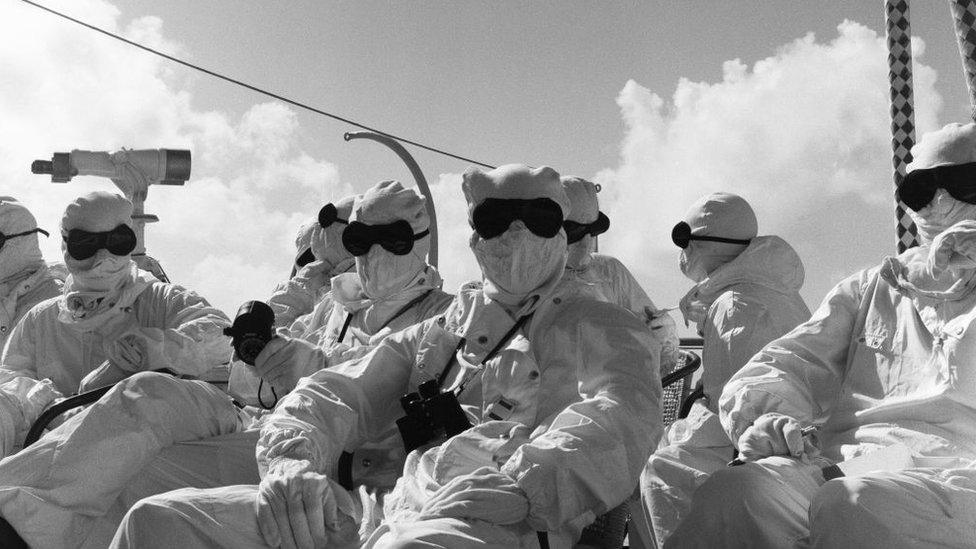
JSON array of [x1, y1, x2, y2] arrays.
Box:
[[18, 0, 496, 169]]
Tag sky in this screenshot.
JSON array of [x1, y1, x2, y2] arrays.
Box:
[[2, 0, 975, 333]]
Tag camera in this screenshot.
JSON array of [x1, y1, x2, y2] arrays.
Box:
[[396, 379, 472, 452], [223, 301, 276, 365]]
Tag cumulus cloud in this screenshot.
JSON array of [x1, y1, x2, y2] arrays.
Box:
[[1, 0, 351, 316], [595, 21, 943, 320]]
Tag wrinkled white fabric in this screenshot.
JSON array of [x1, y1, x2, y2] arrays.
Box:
[[667, 237, 976, 547], [229, 267, 452, 406], [560, 253, 680, 379], [470, 226, 567, 316], [642, 234, 810, 545], [248, 281, 661, 548], [0, 264, 61, 348], [908, 190, 976, 245], [0, 271, 452, 548], [0, 274, 231, 459]]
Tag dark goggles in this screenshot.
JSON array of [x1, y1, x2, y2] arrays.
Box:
[[318, 203, 349, 229], [671, 221, 752, 249], [342, 220, 429, 256], [896, 162, 976, 212], [295, 247, 315, 268], [471, 198, 563, 240], [0, 228, 49, 252], [64, 224, 137, 260], [564, 212, 610, 244]]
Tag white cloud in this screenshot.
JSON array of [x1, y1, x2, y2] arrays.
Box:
[[1, 0, 351, 316], [595, 21, 943, 321]]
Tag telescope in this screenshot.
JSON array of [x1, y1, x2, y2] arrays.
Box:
[[31, 149, 192, 282]]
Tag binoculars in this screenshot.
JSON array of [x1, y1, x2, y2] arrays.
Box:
[[223, 301, 275, 365], [397, 379, 472, 452]]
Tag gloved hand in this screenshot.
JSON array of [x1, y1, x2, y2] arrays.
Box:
[[256, 458, 359, 549], [111, 333, 147, 372], [253, 337, 325, 393], [736, 413, 809, 462], [418, 466, 529, 525]]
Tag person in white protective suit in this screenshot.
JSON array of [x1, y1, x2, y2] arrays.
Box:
[[0, 182, 453, 549], [268, 195, 357, 328], [558, 176, 680, 375], [0, 191, 230, 460], [0, 197, 62, 348], [666, 122, 976, 549], [232, 195, 360, 405], [638, 192, 811, 545], [110, 163, 663, 549]]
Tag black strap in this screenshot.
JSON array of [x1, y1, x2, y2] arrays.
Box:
[[257, 378, 279, 410], [336, 451, 354, 490], [336, 312, 355, 343], [378, 290, 434, 332], [536, 531, 550, 549], [452, 314, 532, 395]]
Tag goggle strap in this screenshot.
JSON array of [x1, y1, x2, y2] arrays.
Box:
[[6, 228, 49, 239], [692, 235, 752, 246]]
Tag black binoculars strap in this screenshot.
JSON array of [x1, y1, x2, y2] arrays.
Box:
[[379, 290, 435, 332], [452, 314, 532, 396], [257, 378, 279, 410], [336, 312, 355, 343]]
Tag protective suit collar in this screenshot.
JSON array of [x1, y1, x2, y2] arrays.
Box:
[[58, 264, 154, 332], [332, 264, 444, 314], [680, 235, 804, 327]]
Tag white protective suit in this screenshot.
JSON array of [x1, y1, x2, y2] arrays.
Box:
[[641, 193, 810, 545], [0, 192, 230, 459], [667, 122, 976, 549], [0, 198, 62, 348], [559, 176, 680, 377], [0, 185, 452, 549], [267, 195, 357, 328], [111, 164, 662, 549]]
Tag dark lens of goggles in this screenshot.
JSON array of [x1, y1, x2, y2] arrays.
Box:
[[671, 221, 752, 249], [897, 162, 976, 212], [64, 224, 137, 260], [341, 220, 429, 256], [471, 198, 564, 240], [318, 203, 349, 229], [0, 228, 49, 253], [564, 212, 610, 244], [295, 247, 315, 267]]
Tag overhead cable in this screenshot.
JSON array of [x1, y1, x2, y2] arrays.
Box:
[[18, 0, 497, 169]]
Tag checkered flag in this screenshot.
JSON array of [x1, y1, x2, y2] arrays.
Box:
[[886, 0, 920, 252]]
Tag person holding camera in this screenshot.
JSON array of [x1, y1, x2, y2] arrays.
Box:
[[109, 164, 662, 549], [0, 183, 452, 549]]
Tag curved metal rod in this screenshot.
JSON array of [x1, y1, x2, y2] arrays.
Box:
[[344, 131, 438, 268]]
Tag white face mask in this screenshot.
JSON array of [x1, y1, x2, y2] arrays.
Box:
[[311, 224, 354, 276], [909, 189, 976, 245], [679, 248, 708, 283], [66, 250, 131, 292], [356, 244, 425, 300], [566, 235, 595, 271], [471, 224, 566, 307]]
